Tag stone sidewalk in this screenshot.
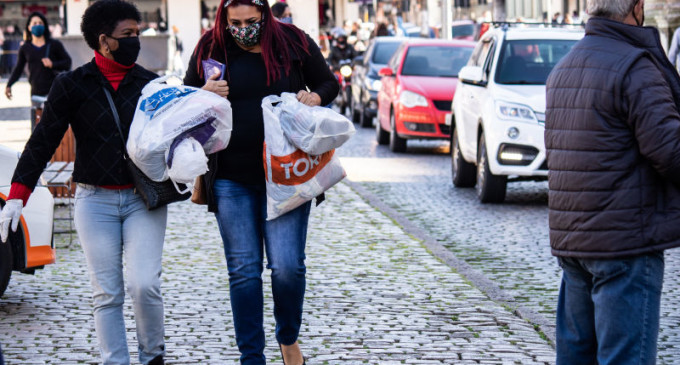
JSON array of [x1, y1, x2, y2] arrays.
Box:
[[0, 183, 556, 364], [0, 80, 556, 363]]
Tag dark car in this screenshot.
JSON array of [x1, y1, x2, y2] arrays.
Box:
[[349, 37, 405, 128]]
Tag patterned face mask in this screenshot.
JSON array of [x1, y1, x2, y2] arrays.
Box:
[[228, 20, 262, 47]]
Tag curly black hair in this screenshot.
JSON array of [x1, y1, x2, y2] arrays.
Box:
[[81, 0, 141, 50]]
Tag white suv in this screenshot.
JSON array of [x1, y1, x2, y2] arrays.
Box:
[[448, 24, 584, 202]]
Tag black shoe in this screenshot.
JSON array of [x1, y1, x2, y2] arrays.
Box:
[[148, 355, 164, 365]]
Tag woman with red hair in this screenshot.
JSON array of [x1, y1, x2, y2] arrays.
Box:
[[184, 0, 338, 363]]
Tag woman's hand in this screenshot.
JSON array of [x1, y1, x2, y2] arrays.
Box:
[[296, 90, 321, 106], [202, 71, 229, 98], [5, 87, 12, 100], [41, 58, 53, 68]]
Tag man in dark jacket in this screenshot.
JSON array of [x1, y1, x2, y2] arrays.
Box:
[[328, 30, 356, 69], [545, 0, 680, 364]]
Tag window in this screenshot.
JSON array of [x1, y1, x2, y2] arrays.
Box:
[[401, 46, 474, 77], [372, 42, 403, 65], [495, 39, 577, 85]]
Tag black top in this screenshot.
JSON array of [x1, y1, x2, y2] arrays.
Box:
[[184, 28, 339, 211], [12, 59, 158, 190], [545, 17, 680, 258], [7, 39, 72, 96], [188, 50, 290, 184]]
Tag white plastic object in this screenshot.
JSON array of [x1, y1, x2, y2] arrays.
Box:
[[261, 95, 347, 220], [274, 92, 355, 155], [127, 76, 232, 182], [166, 137, 209, 188]]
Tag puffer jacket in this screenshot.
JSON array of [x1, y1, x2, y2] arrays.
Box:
[[545, 17, 680, 258]]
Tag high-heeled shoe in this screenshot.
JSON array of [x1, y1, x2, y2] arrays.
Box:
[[279, 342, 305, 365]]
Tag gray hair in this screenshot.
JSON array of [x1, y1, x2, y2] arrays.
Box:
[[587, 0, 637, 20]]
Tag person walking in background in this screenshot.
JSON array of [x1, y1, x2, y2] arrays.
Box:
[[4, 12, 71, 102], [271, 1, 293, 24], [0, 1, 168, 364], [170, 25, 185, 76], [545, 0, 680, 363], [183, 0, 338, 363], [668, 26, 680, 70]]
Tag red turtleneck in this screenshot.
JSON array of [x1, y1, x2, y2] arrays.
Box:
[[95, 51, 134, 91]]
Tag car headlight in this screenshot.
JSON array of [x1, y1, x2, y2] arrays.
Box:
[[366, 78, 382, 91], [495, 101, 537, 123], [400, 90, 428, 108], [340, 65, 353, 78]]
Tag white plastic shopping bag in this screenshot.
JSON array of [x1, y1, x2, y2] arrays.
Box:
[[262, 95, 347, 220], [275, 92, 355, 155], [127, 75, 232, 182], [166, 137, 208, 185]]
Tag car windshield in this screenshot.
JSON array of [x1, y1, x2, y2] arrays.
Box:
[[495, 39, 578, 85], [401, 46, 473, 77], [452, 24, 475, 38], [372, 42, 402, 65]]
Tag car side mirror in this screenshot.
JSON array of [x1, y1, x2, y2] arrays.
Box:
[[354, 55, 364, 64], [458, 66, 485, 85], [378, 67, 394, 77]]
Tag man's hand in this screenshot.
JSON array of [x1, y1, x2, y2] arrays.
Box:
[[41, 58, 53, 68], [202, 71, 229, 98], [296, 90, 322, 106], [0, 199, 23, 243], [5, 86, 12, 100]]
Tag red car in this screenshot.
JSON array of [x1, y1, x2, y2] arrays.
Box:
[[376, 39, 475, 152]]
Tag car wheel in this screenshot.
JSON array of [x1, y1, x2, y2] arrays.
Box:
[[0, 236, 13, 298], [351, 97, 361, 124], [376, 114, 389, 145], [476, 132, 507, 203], [389, 112, 407, 153], [360, 108, 372, 128], [451, 127, 476, 188]]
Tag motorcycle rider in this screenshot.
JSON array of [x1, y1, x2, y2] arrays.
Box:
[[328, 30, 357, 69]]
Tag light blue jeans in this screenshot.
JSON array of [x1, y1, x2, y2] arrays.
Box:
[[556, 252, 665, 365], [74, 184, 167, 365], [213, 179, 311, 365]]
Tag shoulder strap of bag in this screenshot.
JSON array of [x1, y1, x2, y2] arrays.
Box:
[[45, 41, 51, 58], [102, 87, 129, 156]]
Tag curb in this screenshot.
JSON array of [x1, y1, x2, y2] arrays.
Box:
[[343, 179, 557, 346]]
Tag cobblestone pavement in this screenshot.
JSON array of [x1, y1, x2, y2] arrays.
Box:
[[335, 125, 680, 364], [0, 185, 557, 364], [1, 86, 558, 364]]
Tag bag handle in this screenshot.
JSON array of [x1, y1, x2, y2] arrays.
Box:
[[102, 87, 128, 156], [106, 86, 193, 194]]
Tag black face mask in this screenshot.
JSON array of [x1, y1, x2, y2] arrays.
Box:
[[107, 35, 141, 66]]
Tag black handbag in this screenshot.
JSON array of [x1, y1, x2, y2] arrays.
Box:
[[103, 87, 191, 210]]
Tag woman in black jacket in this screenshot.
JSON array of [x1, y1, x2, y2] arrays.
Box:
[[4, 11, 71, 101], [184, 0, 338, 363], [0, 1, 167, 364]]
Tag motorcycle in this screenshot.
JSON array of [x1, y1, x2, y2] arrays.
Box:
[[333, 59, 353, 116]]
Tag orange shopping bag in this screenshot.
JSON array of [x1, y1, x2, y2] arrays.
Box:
[[262, 95, 347, 220]]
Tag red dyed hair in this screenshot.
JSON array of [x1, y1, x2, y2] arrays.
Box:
[[193, 0, 310, 85]]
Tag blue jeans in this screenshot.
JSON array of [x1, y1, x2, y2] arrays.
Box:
[[213, 179, 311, 365], [74, 184, 167, 365], [556, 252, 664, 365]]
